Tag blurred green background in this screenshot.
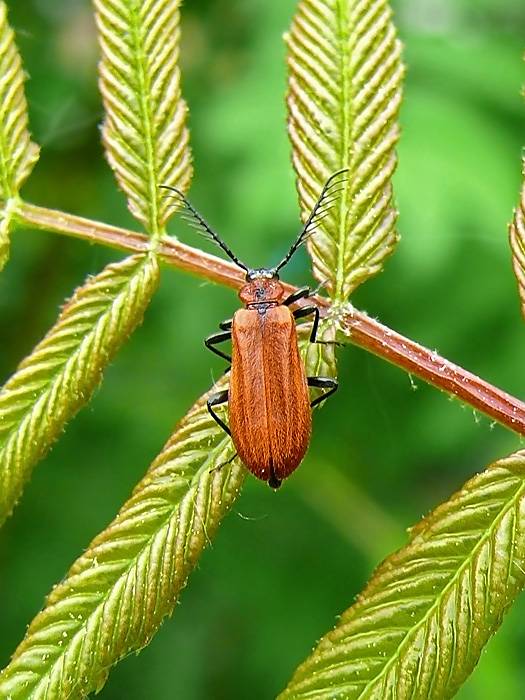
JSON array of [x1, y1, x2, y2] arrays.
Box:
[[1, 0, 525, 697]]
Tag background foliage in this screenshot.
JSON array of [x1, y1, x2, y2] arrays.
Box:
[[0, 0, 524, 697]]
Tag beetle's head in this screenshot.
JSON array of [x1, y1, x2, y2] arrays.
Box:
[[239, 268, 285, 306]]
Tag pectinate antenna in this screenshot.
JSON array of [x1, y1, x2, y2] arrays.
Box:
[[274, 168, 349, 273], [161, 185, 249, 272]]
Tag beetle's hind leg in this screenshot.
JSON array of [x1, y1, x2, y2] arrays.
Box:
[[207, 389, 231, 436], [207, 389, 238, 475], [210, 450, 238, 477], [307, 376, 338, 408]]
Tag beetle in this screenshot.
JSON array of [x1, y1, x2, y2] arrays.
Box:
[[163, 169, 347, 488]]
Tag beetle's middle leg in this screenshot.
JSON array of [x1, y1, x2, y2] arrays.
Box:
[[292, 305, 343, 346], [205, 328, 232, 363]]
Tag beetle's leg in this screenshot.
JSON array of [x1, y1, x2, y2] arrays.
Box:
[[210, 451, 238, 476], [283, 280, 329, 307], [293, 304, 319, 342], [207, 389, 231, 436], [205, 330, 232, 363], [307, 376, 338, 408], [282, 286, 311, 307], [219, 318, 233, 331], [293, 305, 344, 346]]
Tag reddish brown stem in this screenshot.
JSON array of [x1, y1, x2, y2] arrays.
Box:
[[341, 310, 525, 435], [16, 201, 525, 436]]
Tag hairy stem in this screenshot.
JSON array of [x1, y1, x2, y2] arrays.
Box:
[[15, 200, 525, 436], [17, 201, 243, 288], [342, 311, 525, 435]]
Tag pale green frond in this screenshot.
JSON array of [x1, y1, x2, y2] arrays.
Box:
[[280, 450, 525, 700], [0, 193, 15, 269], [0, 386, 244, 699], [0, 0, 40, 269], [510, 158, 525, 321], [0, 253, 159, 525], [94, 0, 192, 236], [286, 0, 404, 301]]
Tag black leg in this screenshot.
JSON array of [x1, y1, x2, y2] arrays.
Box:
[[283, 280, 329, 308], [205, 330, 232, 363], [308, 376, 338, 408], [210, 450, 238, 476], [293, 305, 344, 346], [207, 389, 231, 436], [219, 318, 233, 331], [283, 286, 311, 307], [293, 304, 319, 342]]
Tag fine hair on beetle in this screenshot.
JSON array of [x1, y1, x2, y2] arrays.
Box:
[[161, 169, 348, 489]]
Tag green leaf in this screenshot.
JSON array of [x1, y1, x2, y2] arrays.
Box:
[[286, 0, 404, 301], [0, 386, 244, 699], [0, 0, 40, 269], [0, 253, 159, 525], [510, 159, 525, 321], [280, 450, 525, 700], [95, 0, 193, 237]]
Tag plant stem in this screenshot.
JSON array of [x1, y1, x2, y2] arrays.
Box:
[[16, 200, 525, 437], [342, 311, 525, 435], [17, 201, 245, 288]]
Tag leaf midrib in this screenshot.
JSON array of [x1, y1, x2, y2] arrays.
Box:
[[334, 0, 351, 302], [128, 2, 160, 239], [0, 263, 143, 453], [0, 23, 16, 198], [26, 446, 227, 697], [352, 477, 525, 698]]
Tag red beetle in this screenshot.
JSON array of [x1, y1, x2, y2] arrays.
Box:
[[164, 170, 346, 487]]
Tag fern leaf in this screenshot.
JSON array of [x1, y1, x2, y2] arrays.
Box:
[[286, 0, 404, 301], [280, 450, 525, 699], [0, 0, 40, 269], [0, 253, 159, 525], [510, 158, 525, 321], [0, 387, 244, 699], [94, 0, 192, 236]]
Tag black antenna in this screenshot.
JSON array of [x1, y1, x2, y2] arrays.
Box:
[[161, 185, 249, 272], [274, 168, 349, 273]]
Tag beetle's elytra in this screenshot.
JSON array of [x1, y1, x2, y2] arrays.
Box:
[[163, 169, 347, 488]]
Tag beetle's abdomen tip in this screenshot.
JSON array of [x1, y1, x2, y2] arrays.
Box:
[[268, 472, 282, 489]]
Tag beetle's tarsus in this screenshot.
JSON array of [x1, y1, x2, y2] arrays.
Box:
[[209, 451, 237, 476]]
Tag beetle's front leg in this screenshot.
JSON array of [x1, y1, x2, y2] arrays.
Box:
[[219, 318, 233, 331], [307, 376, 338, 408], [282, 286, 311, 307], [283, 280, 329, 308]]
